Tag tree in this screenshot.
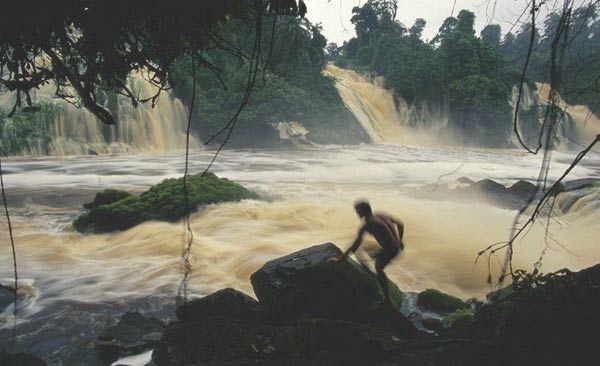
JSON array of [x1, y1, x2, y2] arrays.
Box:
[[325, 42, 341, 62], [0, 0, 307, 125], [481, 24, 502, 48], [409, 18, 427, 41]]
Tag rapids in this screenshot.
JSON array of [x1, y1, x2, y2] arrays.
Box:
[[1, 145, 600, 363]]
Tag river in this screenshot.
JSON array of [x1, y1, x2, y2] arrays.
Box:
[[1, 145, 600, 364]]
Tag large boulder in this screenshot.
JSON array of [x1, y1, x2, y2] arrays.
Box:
[[250, 243, 402, 322], [176, 288, 260, 323]]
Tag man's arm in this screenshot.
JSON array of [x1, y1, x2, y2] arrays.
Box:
[[340, 226, 366, 260]]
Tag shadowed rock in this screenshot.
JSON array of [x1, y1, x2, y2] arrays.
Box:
[[0, 283, 15, 310], [153, 317, 296, 366], [0, 352, 47, 366], [96, 311, 164, 364], [175, 288, 260, 323], [250, 243, 402, 322]]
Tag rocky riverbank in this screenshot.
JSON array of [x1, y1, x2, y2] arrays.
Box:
[[100, 244, 600, 365], [4, 242, 599, 366]]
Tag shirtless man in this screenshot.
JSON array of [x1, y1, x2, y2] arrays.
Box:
[[332, 200, 404, 306]]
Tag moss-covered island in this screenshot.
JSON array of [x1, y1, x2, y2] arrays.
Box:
[[74, 172, 259, 233]]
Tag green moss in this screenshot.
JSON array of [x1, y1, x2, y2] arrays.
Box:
[[417, 289, 466, 314], [74, 172, 259, 233], [442, 308, 475, 329], [83, 189, 132, 210]]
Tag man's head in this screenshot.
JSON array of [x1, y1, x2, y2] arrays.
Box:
[[354, 200, 372, 218]]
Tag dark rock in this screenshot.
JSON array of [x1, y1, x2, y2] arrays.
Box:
[[563, 178, 600, 191], [176, 288, 260, 323], [354, 304, 419, 338], [471, 179, 506, 197], [153, 316, 295, 366], [421, 317, 443, 333], [417, 289, 466, 314], [0, 283, 15, 310], [96, 311, 165, 364], [456, 176, 474, 185], [250, 243, 402, 322], [296, 318, 407, 366], [0, 352, 47, 366], [456, 264, 600, 365], [376, 353, 435, 366], [399, 341, 500, 366], [507, 180, 536, 199]]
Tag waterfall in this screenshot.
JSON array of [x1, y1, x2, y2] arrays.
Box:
[[535, 82, 600, 147], [325, 65, 449, 145], [0, 72, 198, 156], [511, 82, 600, 148]]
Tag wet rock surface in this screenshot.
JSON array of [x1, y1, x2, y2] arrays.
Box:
[[62, 244, 600, 366], [96, 311, 165, 364], [175, 287, 260, 323], [250, 243, 402, 322], [0, 283, 15, 310], [421, 178, 538, 210], [153, 243, 415, 366]]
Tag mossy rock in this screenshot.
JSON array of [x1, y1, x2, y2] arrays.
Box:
[[442, 308, 475, 329], [417, 289, 466, 314], [83, 189, 132, 210], [74, 172, 259, 233]]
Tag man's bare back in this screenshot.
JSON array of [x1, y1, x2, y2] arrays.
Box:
[[333, 200, 405, 306], [362, 213, 404, 252]]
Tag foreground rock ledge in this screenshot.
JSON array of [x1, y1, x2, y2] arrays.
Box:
[[251, 243, 403, 321], [153, 243, 416, 366]]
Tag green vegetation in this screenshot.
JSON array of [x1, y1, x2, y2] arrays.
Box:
[[74, 173, 260, 233], [170, 16, 367, 147], [499, 4, 600, 113], [0, 102, 57, 155], [336, 1, 514, 146], [417, 288, 466, 313], [0, 1, 308, 125], [442, 307, 475, 329], [334, 1, 600, 147]]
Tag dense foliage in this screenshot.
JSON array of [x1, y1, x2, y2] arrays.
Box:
[[73, 172, 259, 233], [336, 1, 515, 146], [499, 3, 600, 114], [170, 16, 367, 147], [0, 1, 307, 125], [335, 1, 600, 147], [0, 102, 57, 155]]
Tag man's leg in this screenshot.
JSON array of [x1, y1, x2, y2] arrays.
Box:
[[375, 252, 394, 306]]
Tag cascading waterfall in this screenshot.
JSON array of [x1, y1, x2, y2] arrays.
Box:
[[535, 82, 600, 147], [510, 82, 600, 149], [325, 65, 449, 145], [0, 72, 198, 156]]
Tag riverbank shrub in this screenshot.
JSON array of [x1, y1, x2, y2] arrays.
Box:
[[73, 173, 259, 233]]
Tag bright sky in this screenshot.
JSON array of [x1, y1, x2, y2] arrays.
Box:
[[303, 0, 548, 44]]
